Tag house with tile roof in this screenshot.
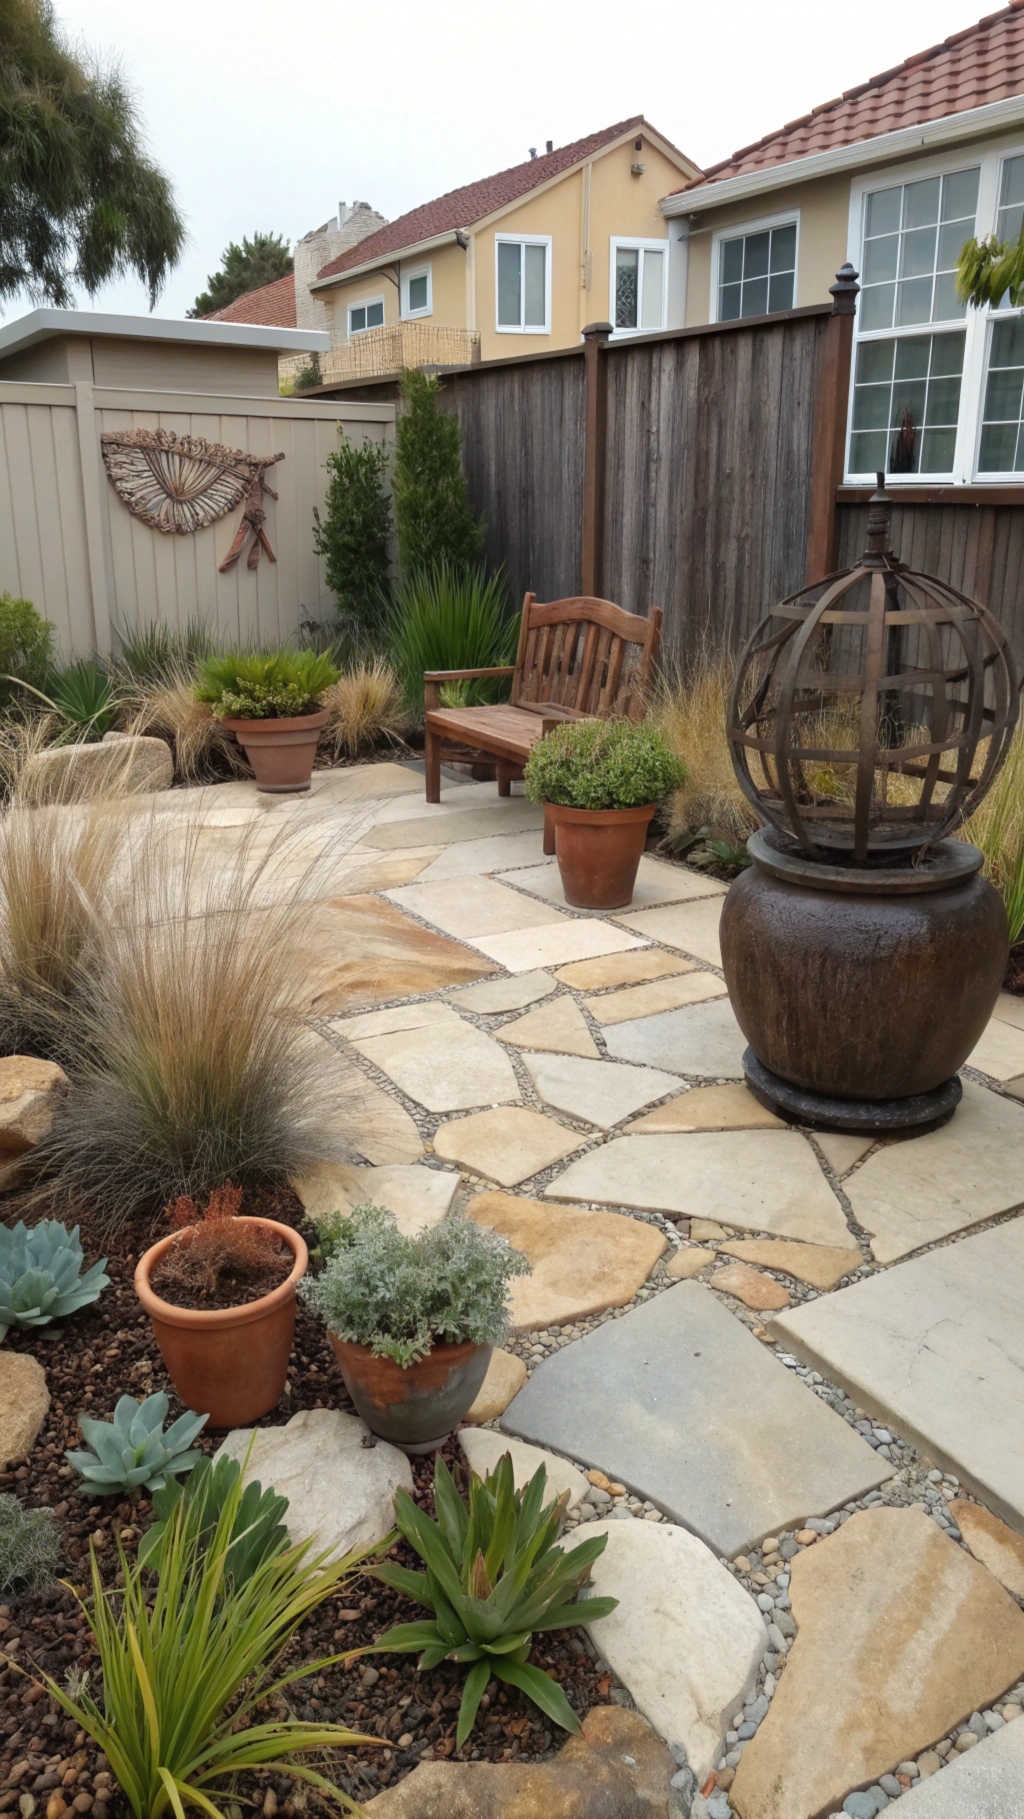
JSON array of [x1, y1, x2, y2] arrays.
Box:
[[659, 0, 1024, 488]]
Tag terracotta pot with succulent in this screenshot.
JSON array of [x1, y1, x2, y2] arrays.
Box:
[[194, 648, 340, 793], [134, 1183, 308, 1428], [524, 717, 687, 910], [301, 1204, 530, 1451]]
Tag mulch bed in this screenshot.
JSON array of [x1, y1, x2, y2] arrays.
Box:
[[0, 1184, 610, 1813], [1004, 941, 1024, 995]]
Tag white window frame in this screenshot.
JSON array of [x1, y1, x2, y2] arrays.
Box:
[[494, 233, 552, 335], [845, 135, 1024, 485], [710, 210, 800, 324], [401, 264, 432, 320], [609, 236, 670, 337], [347, 296, 386, 338]]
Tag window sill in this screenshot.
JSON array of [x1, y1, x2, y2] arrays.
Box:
[[837, 483, 1024, 503]]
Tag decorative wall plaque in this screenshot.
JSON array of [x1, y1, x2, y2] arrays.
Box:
[[100, 429, 285, 569]]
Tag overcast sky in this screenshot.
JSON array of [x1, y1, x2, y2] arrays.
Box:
[[41, 0, 986, 320]]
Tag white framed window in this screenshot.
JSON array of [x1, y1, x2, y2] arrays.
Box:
[[846, 139, 1024, 483], [348, 297, 385, 336], [401, 264, 432, 319], [610, 237, 668, 334], [495, 235, 551, 333], [712, 212, 799, 322]]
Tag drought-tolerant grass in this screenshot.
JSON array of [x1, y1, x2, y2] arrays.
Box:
[[388, 563, 516, 714], [320, 659, 409, 760], [653, 651, 758, 847], [124, 659, 251, 785], [964, 720, 1024, 946]]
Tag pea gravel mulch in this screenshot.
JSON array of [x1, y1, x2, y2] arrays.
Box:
[[0, 1185, 611, 1814]]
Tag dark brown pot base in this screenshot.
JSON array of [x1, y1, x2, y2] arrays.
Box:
[[743, 1048, 962, 1135]]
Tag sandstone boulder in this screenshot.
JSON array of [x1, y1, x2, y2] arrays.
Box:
[[0, 1352, 50, 1466], [0, 1055, 67, 1159], [21, 733, 173, 803]]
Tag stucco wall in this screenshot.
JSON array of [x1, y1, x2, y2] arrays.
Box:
[[683, 173, 852, 326]]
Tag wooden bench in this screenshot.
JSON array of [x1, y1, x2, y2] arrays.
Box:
[[423, 593, 663, 852]]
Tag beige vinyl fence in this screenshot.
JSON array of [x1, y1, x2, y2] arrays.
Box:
[[0, 380, 395, 653]]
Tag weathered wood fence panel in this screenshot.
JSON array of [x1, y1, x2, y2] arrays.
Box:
[[837, 503, 1024, 660]]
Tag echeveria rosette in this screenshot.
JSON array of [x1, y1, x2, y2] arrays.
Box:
[[0, 1219, 109, 1343], [66, 1392, 208, 1495]]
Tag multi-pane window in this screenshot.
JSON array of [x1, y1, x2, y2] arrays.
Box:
[[718, 222, 796, 321], [979, 318, 1024, 471], [403, 267, 430, 316], [496, 237, 549, 332], [613, 242, 666, 332], [849, 332, 965, 475], [349, 299, 384, 335], [997, 154, 1024, 245], [858, 169, 979, 334]]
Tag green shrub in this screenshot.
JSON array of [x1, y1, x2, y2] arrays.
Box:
[[392, 369, 483, 577], [195, 648, 339, 719], [388, 563, 516, 713], [66, 1392, 207, 1495], [42, 1463, 377, 1819], [525, 716, 687, 810], [313, 435, 392, 630], [370, 1452, 617, 1747], [138, 1452, 289, 1581], [0, 593, 55, 709], [0, 1494, 61, 1595], [302, 1204, 529, 1367], [0, 1219, 109, 1341]]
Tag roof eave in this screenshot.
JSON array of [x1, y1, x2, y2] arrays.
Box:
[[660, 92, 1024, 218], [311, 228, 462, 291], [0, 307, 328, 355]]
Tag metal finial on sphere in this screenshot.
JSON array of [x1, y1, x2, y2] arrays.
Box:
[[727, 474, 1020, 863]]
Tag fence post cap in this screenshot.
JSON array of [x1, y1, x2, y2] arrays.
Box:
[[830, 265, 860, 315], [582, 321, 614, 341]]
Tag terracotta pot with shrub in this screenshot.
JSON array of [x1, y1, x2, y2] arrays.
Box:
[[524, 717, 687, 909], [195, 649, 339, 793], [135, 1184, 308, 1428], [301, 1203, 530, 1452]]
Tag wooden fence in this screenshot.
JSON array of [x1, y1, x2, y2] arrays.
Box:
[[0, 381, 394, 653]]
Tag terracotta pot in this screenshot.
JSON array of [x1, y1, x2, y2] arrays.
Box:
[[134, 1219, 308, 1428], [329, 1333, 492, 1452], [220, 708, 329, 793], [545, 801, 656, 909]]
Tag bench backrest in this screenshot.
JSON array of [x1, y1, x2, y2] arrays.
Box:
[[510, 594, 663, 723]]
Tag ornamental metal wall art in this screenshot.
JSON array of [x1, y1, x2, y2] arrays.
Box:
[[100, 429, 285, 570]]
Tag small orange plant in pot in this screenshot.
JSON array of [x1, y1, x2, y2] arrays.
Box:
[[135, 1183, 308, 1428], [195, 648, 340, 793], [524, 717, 687, 910]]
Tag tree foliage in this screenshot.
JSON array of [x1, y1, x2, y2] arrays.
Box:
[[190, 230, 293, 317], [0, 0, 184, 306], [392, 368, 484, 577], [313, 434, 392, 628]]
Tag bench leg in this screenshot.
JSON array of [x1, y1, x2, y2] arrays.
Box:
[[425, 719, 442, 804], [543, 805, 555, 856], [497, 760, 513, 797]]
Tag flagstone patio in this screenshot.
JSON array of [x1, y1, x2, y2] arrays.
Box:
[[161, 761, 1024, 1819]]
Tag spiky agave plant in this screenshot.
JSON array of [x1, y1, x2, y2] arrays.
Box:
[[369, 1453, 617, 1747]]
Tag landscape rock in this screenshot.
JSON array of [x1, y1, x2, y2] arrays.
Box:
[[581, 1518, 766, 1782], [461, 1349, 528, 1423], [665, 1246, 718, 1279], [0, 1352, 50, 1466], [433, 1106, 583, 1186], [214, 1408, 412, 1562], [730, 1507, 1024, 1819], [459, 1427, 588, 1507], [362, 1705, 676, 1817], [0, 1056, 67, 1159], [468, 1191, 666, 1328], [718, 1237, 862, 1292], [709, 1263, 791, 1311], [950, 1500, 1024, 1597], [21, 733, 172, 803]]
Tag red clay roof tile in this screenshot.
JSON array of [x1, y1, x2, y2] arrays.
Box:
[[207, 272, 297, 327]]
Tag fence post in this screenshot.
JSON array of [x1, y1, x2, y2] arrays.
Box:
[[73, 381, 114, 656], [805, 265, 860, 583], [581, 320, 612, 597]]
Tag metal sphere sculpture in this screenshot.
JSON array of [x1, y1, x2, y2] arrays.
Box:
[[727, 475, 1019, 863]]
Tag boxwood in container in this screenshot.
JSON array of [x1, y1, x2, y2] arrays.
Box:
[[524, 717, 686, 909]]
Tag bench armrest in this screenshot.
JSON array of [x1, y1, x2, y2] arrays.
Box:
[[424, 666, 515, 710]]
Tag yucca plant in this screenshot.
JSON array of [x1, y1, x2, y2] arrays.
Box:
[[387, 563, 516, 714], [37, 1461, 379, 1819], [66, 1393, 207, 1495], [369, 1454, 617, 1747], [195, 648, 339, 720], [0, 1219, 108, 1341], [138, 1452, 289, 1580]]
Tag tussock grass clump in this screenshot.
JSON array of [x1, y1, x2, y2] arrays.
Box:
[[124, 660, 250, 785], [964, 719, 1024, 945], [653, 652, 759, 846], [320, 659, 408, 760]]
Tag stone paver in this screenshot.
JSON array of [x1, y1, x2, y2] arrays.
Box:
[[433, 1106, 583, 1186], [468, 1191, 666, 1329], [501, 1283, 885, 1555], [581, 1518, 765, 1783], [627, 1082, 783, 1133], [950, 1500, 1024, 1597], [0, 1352, 50, 1467], [894, 1720, 1024, 1817], [386, 874, 561, 939], [462, 1349, 528, 1423], [719, 1237, 863, 1291], [665, 1246, 718, 1279], [770, 1217, 1024, 1528], [496, 996, 600, 1058], [498, 855, 726, 912], [843, 1081, 1024, 1263], [603, 997, 747, 1079], [814, 1131, 875, 1175], [417, 829, 548, 880], [730, 1508, 1024, 1819], [615, 896, 726, 966], [967, 1013, 1024, 1080], [586, 973, 728, 1024], [299, 894, 495, 1013], [709, 1261, 791, 1311], [554, 950, 694, 990], [447, 970, 557, 1012], [336, 1000, 451, 1041], [993, 990, 1024, 1033], [304, 1038, 423, 1165], [344, 1003, 520, 1113], [363, 799, 545, 849], [292, 1160, 457, 1236], [216, 1408, 413, 1564], [548, 1131, 852, 1245], [459, 1427, 589, 1507], [523, 1051, 682, 1129], [466, 919, 647, 974]]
